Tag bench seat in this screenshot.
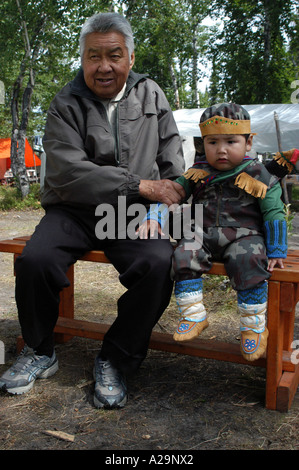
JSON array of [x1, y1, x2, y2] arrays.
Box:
[[0, 235, 298, 412]]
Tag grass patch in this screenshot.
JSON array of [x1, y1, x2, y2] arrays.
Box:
[[0, 184, 41, 210], [291, 184, 299, 212]]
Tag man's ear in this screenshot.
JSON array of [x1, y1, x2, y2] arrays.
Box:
[[129, 52, 135, 70]]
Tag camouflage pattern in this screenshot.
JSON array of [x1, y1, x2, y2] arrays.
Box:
[[172, 159, 277, 291], [172, 226, 270, 291], [191, 158, 279, 231], [200, 102, 250, 123]]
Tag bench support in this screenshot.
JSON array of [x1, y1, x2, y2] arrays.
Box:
[[1, 237, 298, 412]]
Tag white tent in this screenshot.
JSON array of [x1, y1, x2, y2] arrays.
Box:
[[173, 104, 299, 162]]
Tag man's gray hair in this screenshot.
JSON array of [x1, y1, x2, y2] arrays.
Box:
[[80, 12, 135, 59]]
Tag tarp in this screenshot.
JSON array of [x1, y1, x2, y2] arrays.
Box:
[[173, 104, 299, 154], [0, 138, 41, 168]]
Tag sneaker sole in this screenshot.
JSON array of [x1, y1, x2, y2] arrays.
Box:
[[4, 360, 59, 395], [93, 393, 127, 409]]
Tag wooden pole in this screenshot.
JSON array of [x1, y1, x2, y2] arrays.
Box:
[[274, 111, 289, 204]]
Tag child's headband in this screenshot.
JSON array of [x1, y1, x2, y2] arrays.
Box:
[[199, 115, 256, 136]]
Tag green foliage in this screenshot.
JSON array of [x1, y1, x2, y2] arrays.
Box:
[[0, 183, 41, 210], [0, 0, 115, 137], [290, 184, 299, 212], [0, 0, 298, 145], [292, 184, 299, 201], [284, 203, 295, 237], [209, 0, 299, 104], [125, 0, 212, 108]]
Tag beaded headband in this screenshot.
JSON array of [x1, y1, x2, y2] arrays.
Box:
[[199, 115, 255, 136]]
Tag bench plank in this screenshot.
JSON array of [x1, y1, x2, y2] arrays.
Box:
[[1, 235, 298, 412], [1, 237, 298, 281]]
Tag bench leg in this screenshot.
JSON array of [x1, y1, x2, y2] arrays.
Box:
[[281, 283, 296, 351], [54, 264, 75, 344], [266, 280, 284, 410], [276, 283, 299, 412], [276, 366, 299, 412], [16, 336, 25, 353]]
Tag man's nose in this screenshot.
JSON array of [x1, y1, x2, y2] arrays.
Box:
[[97, 58, 112, 72]]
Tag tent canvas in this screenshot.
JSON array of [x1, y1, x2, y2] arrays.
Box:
[[0, 138, 41, 169], [173, 104, 299, 155]]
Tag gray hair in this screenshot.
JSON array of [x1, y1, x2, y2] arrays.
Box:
[[79, 12, 134, 60]]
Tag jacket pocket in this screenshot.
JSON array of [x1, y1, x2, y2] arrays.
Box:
[[121, 100, 158, 121]]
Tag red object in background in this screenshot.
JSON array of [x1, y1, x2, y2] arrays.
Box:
[[0, 138, 41, 180]]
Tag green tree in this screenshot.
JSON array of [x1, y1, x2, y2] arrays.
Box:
[[124, 0, 212, 108], [209, 0, 298, 104], [0, 0, 115, 197]]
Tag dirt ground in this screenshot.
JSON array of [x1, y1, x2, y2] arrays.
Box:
[[0, 208, 298, 452]]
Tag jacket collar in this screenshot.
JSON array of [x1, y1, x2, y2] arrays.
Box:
[[70, 68, 147, 102]]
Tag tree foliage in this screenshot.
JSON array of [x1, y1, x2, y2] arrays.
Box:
[[0, 0, 298, 197], [208, 0, 299, 104], [0, 0, 115, 196], [123, 0, 212, 108]]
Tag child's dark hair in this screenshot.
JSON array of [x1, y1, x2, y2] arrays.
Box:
[[200, 103, 251, 123]]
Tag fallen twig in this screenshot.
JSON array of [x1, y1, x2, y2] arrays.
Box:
[[43, 430, 75, 442]]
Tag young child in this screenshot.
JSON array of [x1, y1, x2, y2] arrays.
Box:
[[138, 102, 297, 362]]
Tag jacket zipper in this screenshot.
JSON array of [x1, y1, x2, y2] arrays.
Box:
[[114, 78, 144, 166], [101, 101, 119, 166], [115, 103, 120, 164]]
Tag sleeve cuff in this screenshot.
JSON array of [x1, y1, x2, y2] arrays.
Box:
[[143, 203, 169, 229], [264, 219, 288, 258]]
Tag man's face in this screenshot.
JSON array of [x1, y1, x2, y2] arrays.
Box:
[[82, 31, 135, 99]]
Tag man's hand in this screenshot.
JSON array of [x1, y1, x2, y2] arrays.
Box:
[[267, 258, 285, 272], [139, 179, 185, 206]]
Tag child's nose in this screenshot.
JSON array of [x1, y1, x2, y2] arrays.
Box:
[[217, 143, 227, 153]]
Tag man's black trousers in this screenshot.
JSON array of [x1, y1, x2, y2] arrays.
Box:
[[15, 205, 174, 374]]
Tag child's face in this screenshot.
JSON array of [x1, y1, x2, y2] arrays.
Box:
[[204, 134, 253, 171]]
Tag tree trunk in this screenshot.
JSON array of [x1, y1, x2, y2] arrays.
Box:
[[10, 130, 29, 197], [191, 35, 199, 107], [10, 59, 29, 197], [169, 63, 180, 109], [10, 74, 35, 198], [0, 81, 4, 105], [263, 0, 272, 102], [10, 0, 44, 198]]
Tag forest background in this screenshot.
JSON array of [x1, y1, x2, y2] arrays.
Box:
[[0, 0, 298, 197]]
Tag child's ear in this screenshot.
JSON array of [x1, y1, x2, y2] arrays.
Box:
[[246, 134, 254, 151]]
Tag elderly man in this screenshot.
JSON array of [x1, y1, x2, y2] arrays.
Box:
[[0, 13, 185, 408]]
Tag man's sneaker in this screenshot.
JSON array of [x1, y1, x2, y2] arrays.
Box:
[[93, 357, 127, 409], [0, 346, 58, 395]]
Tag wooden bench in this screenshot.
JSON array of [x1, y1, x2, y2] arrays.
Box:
[[0, 235, 298, 412]]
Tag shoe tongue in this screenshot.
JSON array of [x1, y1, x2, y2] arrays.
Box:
[[102, 365, 120, 385]]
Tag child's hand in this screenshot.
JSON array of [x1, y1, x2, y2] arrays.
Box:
[[136, 219, 163, 239], [267, 258, 285, 272]]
